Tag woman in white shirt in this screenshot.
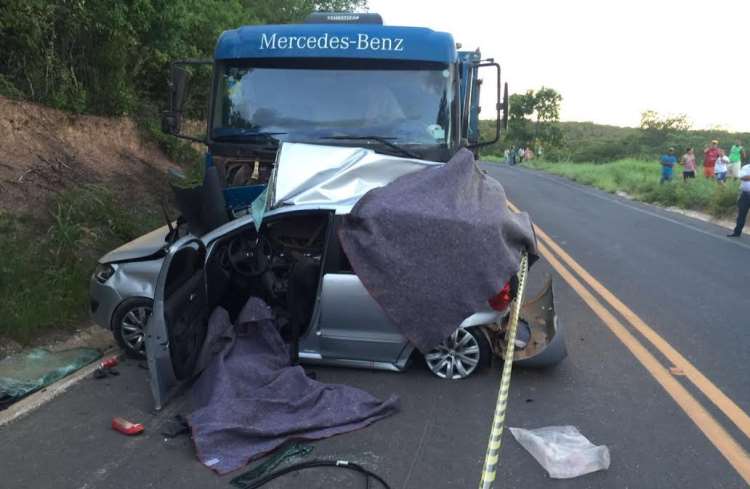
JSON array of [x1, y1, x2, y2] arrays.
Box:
[[715, 149, 729, 183]]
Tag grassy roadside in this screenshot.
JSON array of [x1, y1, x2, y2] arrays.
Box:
[[0, 186, 165, 343], [511, 158, 739, 219], [0, 110, 204, 344]]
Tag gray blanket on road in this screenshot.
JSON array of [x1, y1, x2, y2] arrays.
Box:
[[338, 149, 537, 353], [188, 297, 399, 475]]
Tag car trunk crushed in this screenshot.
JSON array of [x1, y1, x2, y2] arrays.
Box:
[[144, 144, 565, 472]]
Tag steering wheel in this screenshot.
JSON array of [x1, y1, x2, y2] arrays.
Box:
[[227, 234, 271, 277]]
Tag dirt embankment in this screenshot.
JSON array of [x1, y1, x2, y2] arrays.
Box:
[[0, 96, 177, 216]]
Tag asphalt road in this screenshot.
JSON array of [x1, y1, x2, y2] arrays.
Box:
[[1, 162, 748, 488]]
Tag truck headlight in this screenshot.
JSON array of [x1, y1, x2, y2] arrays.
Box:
[[94, 263, 116, 283]]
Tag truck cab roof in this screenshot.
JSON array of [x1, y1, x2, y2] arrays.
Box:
[[214, 23, 457, 64]]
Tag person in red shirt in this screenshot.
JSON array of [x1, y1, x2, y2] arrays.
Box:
[[703, 140, 721, 179]]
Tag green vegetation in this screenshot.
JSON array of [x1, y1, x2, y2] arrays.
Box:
[[0, 186, 164, 342], [479, 87, 563, 158], [480, 94, 750, 164], [520, 159, 740, 219], [0, 0, 366, 342], [0, 0, 365, 116]]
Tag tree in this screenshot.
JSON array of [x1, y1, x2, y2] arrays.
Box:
[[0, 0, 368, 115], [504, 87, 563, 149], [639, 110, 691, 148], [532, 87, 563, 147], [640, 110, 691, 132], [506, 91, 535, 146]]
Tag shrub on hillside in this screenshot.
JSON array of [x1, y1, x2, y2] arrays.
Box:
[[0, 186, 163, 341]]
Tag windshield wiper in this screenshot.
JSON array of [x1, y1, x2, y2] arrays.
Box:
[[213, 131, 286, 143], [319, 135, 420, 159]]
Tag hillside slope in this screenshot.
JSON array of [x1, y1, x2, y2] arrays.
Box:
[[0, 96, 187, 344], [0, 96, 176, 216]]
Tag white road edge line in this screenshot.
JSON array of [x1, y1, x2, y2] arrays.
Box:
[[0, 349, 120, 428], [488, 163, 750, 252]]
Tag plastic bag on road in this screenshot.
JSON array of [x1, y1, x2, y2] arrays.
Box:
[[509, 425, 610, 479]]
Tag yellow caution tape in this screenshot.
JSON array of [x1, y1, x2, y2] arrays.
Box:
[[478, 252, 529, 489]]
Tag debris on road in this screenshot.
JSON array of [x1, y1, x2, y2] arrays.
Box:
[[160, 414, 190, 439], [112, 417, 144, 436], [92, 366, 119, 379], [669, 366, 686, 376], [509, 425, 610, 479], [230, 442, 313, 489], [99, 356, 119, 369], [0, 347, 100, 410]]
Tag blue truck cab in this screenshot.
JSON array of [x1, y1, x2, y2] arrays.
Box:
[[162, 12, 506, 226]]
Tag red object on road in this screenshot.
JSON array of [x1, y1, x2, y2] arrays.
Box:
[[100, 357, 119, 369], [112, 417, 144, 436]]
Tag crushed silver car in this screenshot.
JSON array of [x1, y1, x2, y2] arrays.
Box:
[[140, 143, 566, 410], [89, 225, 171, 357]]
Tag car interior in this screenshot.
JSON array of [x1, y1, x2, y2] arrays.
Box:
[[209, 211, 334, 350]]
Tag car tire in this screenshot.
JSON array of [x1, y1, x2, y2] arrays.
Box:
[[112, 297, 153, 359], [424, 326, 490, 380]]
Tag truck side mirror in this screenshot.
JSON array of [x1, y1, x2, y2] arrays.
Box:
[[502, 82, 509, 131], [161, 65, 190, 135], [162, 59, 211, 144], [475, 62, 501, 148], [171, 65, 190, 113]]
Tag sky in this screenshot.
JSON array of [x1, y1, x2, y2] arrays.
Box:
[[365, 0, 750, 131]]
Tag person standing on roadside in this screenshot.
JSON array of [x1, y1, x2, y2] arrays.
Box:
[[659, 147, 677, 183], [703, 140, 721, 179], [715, 149, 729, 184], [727, 161, 750, 237], [728, 141, 744, 180], [680, 147, 696, 180]]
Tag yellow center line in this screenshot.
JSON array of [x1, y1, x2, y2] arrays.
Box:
[[508, 201, 750, 442], [535, 240, 750, 485]]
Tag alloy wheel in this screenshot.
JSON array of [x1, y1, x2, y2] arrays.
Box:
[[120, 305, 152, 356], [424, 328, 482, 379]]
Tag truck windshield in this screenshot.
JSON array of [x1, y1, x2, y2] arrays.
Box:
[[212, 64, 453, 149]]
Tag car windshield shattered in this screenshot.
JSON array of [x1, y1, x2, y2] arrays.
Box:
[[211, 64, 453, 148]]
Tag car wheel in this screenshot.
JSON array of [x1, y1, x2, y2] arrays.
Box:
[[424, 327, 490, 380], [112, 298, 153, 359]]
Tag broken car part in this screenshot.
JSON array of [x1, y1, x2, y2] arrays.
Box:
[[230, 443, 313, 489], [0, 348, 101, 408]]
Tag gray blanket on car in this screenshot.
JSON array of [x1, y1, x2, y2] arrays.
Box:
[[188, 297, 399, 474], [338, 149, 537, 353]]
